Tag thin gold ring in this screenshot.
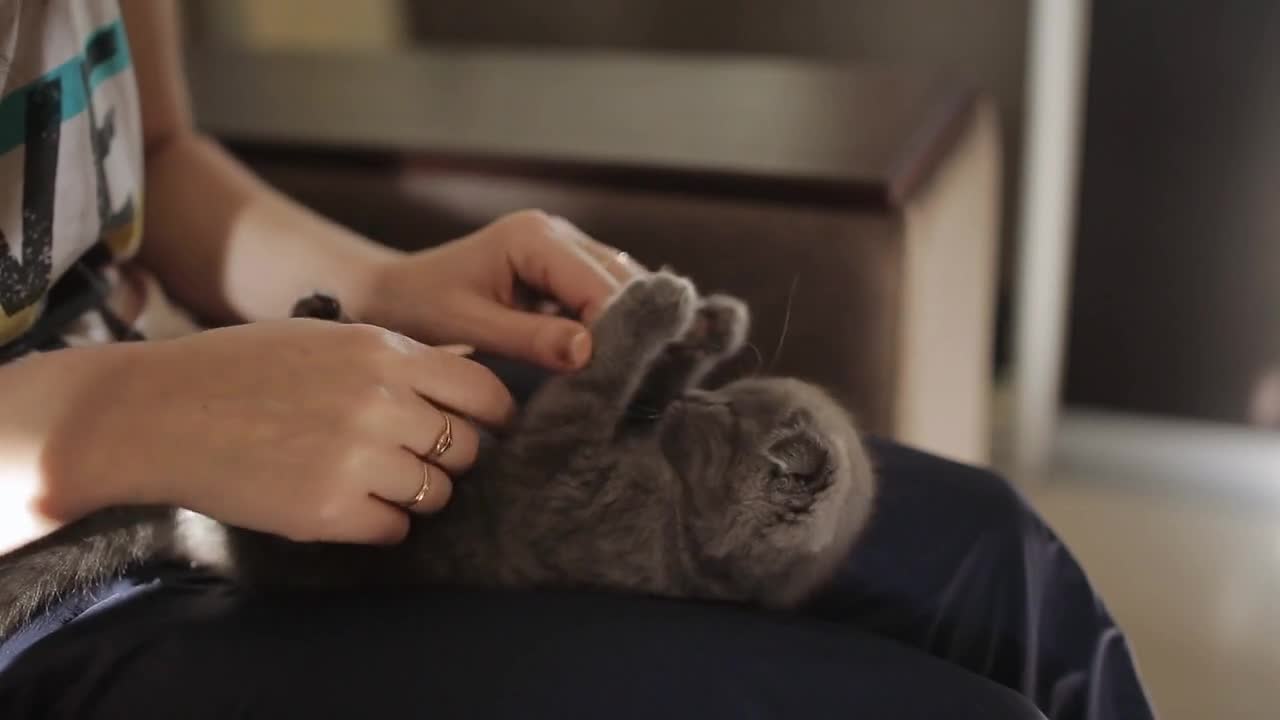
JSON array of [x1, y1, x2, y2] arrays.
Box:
[[608, 250, 632, 274], [429, 412, 453, 460], [403, 465, 431, 508]]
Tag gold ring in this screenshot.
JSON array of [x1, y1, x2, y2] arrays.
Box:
[[429, 412, 453, 460], [403, 465, 431, 508], [609, 251, 632, 274]]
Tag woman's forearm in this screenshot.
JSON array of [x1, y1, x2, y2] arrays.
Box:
[[0, 345, 136, 554], [137, 133, 400, 324], [120, 1, 397, 325]]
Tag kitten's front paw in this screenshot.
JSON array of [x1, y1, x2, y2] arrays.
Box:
[[685, 295, 750, 358], [606, 271, 699, 344], [291, 293, 348, 322]]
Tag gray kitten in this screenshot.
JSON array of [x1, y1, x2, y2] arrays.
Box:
[[0, 271, 876, 639]]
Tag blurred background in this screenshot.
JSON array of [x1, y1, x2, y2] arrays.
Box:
[[176, 2, 1279, 717]]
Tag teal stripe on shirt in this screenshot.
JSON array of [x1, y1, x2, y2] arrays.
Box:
[[0, 19, 133, 157]]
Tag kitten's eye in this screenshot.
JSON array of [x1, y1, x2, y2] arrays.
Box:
[[769, 464, 797, 491], [769, 435, 828, 476], [769, 462, 820, 490]]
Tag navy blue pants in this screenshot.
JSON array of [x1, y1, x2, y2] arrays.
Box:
[[0, 359, 1154, 719]]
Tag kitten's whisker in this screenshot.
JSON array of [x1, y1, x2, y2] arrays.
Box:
[[769, 275, 800, 373]]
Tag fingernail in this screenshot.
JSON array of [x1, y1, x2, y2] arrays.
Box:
[[566, 332, 591, 367]]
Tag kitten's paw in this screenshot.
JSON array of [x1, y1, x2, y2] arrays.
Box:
[[291, 293, 348, 322], [684, 295, 750, 358], [606, 271, 699, 344]]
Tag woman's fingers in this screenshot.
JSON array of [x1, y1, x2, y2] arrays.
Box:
[[366, 448, 454, 516], [563, 227, 646, 286], [475, 212, 647, 366], [377, 386, 480, 475], [338, 495, 413, 544], [543, 216, 646, 324], [499, 212, 620, 323], [451, 295, 593, 371], [412, 349, 515, 427], [340, 378, 469, 519], [369, 328, 515, 428], [436, 344, 475, 356]]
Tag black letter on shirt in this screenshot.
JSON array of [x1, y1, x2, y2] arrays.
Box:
[[83, 27, 134, 240], [0, 78, 59, 315]]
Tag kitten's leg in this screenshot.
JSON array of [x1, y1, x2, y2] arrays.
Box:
[[0, 507, 177, 640], [516, 272, 698, 440], [632, 294, 750, 411]]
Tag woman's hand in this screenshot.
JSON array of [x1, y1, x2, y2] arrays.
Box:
[[11, 209, 638, 551], [34, 320, 513, 546], [358, 210, 645, 372]]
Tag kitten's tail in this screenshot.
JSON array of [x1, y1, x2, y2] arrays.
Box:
[[0, 506, 177, 641]]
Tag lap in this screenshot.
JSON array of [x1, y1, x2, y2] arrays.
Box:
[[0, 351, 1150, 719], [0, 573, 1042, 719], [829, 440, 1153, 720]]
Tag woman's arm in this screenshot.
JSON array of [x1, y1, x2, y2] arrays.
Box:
[[1, 1, 633, 558], [0, 318, 518, 556], [122, 0, 397, 325], [0, 345, 133, 554], [120, 1, 639, 369]]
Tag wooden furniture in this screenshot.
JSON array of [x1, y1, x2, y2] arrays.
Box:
[[186, 46, 1001, 463]]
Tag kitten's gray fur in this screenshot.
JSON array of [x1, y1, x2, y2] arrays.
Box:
[[0, 271, 876, 639]]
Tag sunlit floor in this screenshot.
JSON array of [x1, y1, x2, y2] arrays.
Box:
[[1024, 461, 1280, 720]]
